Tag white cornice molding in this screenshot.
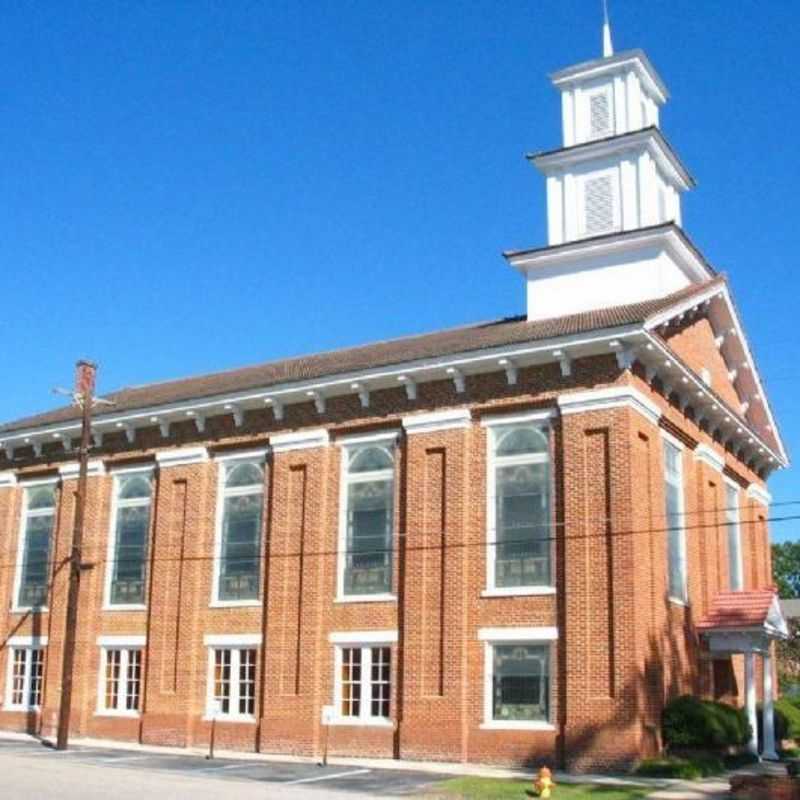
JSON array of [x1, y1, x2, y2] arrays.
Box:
[[335, 429, 400, 447], [693, 443, 725, 474], [478, 626, 559, 642], [558, 385, 661, 426], [480, 408, 556, 428], [212, 446, 269, 463], [746, 483, 772, 507], [402, 408, 471, 435], [203, 633, 262, 647], [0, 471, 16, 488], [329, 630, 398, 645], [270, 428, 329, 453], [18, 475, 59, 487], [97, 635, 146, 647], [58, 459, 107, 480], [155, 446, 209, 469]]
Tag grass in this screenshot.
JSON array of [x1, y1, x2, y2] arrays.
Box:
[[633, 755, 724, 780], [429, 777, 651, 800]]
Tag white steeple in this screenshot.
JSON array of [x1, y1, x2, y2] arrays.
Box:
[[504, 35, 713, 322], [602, 0, 614, 57]]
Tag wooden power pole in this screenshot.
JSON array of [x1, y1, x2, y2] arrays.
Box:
[[55, 360, 96, 751]]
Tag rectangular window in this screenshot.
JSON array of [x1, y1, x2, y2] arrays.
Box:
[[340, 444, 395, 598], [107, 473, 153, 607], [335, 645, 391, 724], [16, 485, 57, 609], [488, 424, 551, 591], [726, 484, 743, 591], [99, 647, 142, 714], [215, 460, 264, 603], [664, 440, 687, 602], [208, 647, 256, 719], [6, 647, 44, 709], [491, 643, 550, 723]]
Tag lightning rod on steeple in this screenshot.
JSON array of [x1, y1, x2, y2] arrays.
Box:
[[602, 0, 614, 57]]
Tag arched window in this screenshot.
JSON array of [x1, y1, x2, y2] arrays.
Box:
[[107, 471, 153, 607], [489, 423, 551, 591], [340, 442, 395, 598], [216, 459, 264, 603], [16, 484, 57, 609]]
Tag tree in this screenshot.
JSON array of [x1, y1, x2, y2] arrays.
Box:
[[772, 541, 800, 598]]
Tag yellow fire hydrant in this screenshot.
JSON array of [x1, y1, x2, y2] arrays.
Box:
[[534, 766, 555, 798]]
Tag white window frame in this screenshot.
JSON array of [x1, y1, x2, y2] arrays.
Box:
[[479, 627, 557, 731], [203, 634, 261, 722], [483, 411, 555, 597], [211, 450, 268, 608], [103, 466, 154, 611], [336, 432, 398, 603], [662, 431, 688, 605], [3, 637, 47, 711], [329, 630, 397, 727], [12, 479, 58, 613], [95, 636, 146, 717], [724, 478, 744, 592], [577, 166, 621, 238]]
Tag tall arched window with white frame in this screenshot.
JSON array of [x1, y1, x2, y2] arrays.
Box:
[[215, 460, 265, 604], [106, 472, 153, 608], [15, 484, 57, 610], [487, 424, 552, 593], [339, 443, 396, 599]]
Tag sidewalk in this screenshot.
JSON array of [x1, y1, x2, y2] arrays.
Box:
[[0, 729, 672, 789]]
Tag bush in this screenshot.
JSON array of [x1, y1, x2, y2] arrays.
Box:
[[635, 755, 725, 779], [756, 698, 800, 745], [662, 695, 751, 749]]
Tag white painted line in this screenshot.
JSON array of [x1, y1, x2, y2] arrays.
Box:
[[284, 768, 371, 785], [98, 754, 152, 764], [195, 763, 253, 773]]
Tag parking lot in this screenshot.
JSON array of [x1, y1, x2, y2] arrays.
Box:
[[0, 737, 449, 798]]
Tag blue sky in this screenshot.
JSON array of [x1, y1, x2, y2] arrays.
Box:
[[0, 1, 797, 538]]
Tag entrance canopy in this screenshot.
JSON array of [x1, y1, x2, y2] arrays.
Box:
[[697, 589, 789, 654]]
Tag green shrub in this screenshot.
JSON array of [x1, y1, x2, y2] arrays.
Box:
[[757, 698, 800, 745], [635, 755, 724, 779], [662, 695, 751, 749]]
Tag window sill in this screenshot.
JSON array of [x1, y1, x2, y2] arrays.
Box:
[[3, 705, 41, 713], [11, 606, 48, 614], [481, 587, 556, 598], [102, 604, 147, 612], [325, 717, 393, 728], [94, 711, 140, 719], [209, 600, 262, 609], [202, 715, 256, 724], [668, 596, 690, 608], [480, 721, 555, 732], [334, 593, 397, 604]]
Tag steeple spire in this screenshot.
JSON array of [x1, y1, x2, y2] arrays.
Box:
[[602, 0, 614, 57]]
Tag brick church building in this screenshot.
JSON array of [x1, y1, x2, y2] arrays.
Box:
[[0, 25, 790, 771]]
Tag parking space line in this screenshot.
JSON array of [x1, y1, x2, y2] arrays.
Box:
[[97, 754, 152, 764], [195, 762, 254, 773], [284, 768, 371, 785]]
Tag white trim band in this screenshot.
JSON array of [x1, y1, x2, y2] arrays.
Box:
[[97, 635, 147, 647], [481, 408, 556, 427], [747, 484, 772, 507], [402, 408, 471, 435], [270, 429, 329, 453], [0, 471, 16, 488], [155, 447, 209, 468], [203, 633, 262, 647], [6, 635, 48, 646], [478, 627, 558, 642], [694, 443, 725, 473], [558, 385, 661, 426], [335, 430, 400, 447], [59, 459, 107, 479], [329, 630, 398, 645], [213, 447, 269, 462]]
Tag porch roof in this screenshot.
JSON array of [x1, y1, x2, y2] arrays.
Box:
[[697, 590, 789, 652]]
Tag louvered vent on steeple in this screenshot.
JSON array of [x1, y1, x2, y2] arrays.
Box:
[[589, 92, 611, 139], [583, 174, 615, 235]]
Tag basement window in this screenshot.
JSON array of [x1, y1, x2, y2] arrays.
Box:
[[98, 646, 142, 716], [5, 646, 44, 710], [206, 646, 257, 720], [330, 638, 394, 726], [14, 484, 57, 610]]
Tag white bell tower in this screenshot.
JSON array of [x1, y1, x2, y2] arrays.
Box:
[[505, 21, 714, 321]]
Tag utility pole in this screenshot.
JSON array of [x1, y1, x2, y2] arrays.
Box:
[[55, 360, 96, 751]]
